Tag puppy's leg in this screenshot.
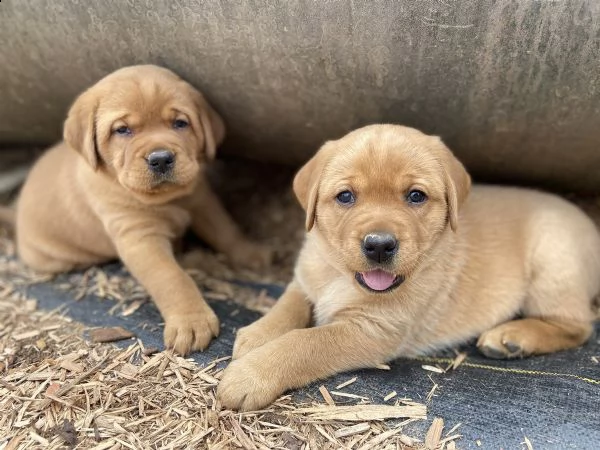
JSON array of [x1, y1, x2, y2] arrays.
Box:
[[478, 221, 597, 359], [114, 234, 219, 355], [186, 178, 271, 270], [478, 269, 593, 358], [233, 280, 312, 360], [477, 317, 592, 359], [218, 321, 398, 411]]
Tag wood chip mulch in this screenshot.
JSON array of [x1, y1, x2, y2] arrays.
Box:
[[0, 287, 447, 449]]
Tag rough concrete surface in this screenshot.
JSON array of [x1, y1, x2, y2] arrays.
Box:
[[0, 1, 599, 192]]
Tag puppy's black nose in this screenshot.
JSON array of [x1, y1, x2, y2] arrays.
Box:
[[147, 150, 175, 174], [362, 232, 398, 263]]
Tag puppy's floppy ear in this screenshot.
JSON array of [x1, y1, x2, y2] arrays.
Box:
[[189, 88, 226, 161], [63, 90, 100, 170], [293, 141, 336, 231], [432, 137, 471, 232]]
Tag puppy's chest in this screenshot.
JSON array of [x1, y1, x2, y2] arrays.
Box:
[[114, 204, 191, 239], [303, 276, 358, 326], [158, 206, 192, 237]]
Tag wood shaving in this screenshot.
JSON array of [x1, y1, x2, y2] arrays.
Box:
[[318, 385, 336, 406], [335, 376, 358, 390], [330, 391, 370, 400], [426, 375, 440, 403], [446, 422, 462, 436], [422, 364, 445, 374], [89, 327, 136, 343], [425, 417, 444, 449], [383, 391, 397, 402], [356, 423, 412, 450], [451, 352, 467, 370], [334, 422, 370, 438], [291, 404, 427, 421]]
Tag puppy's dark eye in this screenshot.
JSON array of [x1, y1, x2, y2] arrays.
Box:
[[173, 119, 189, 129], [407, 190, 428, 204], [114, 126, 132, 136], [336, 190, 355, 206]]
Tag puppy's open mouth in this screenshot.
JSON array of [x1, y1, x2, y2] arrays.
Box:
[[355, 269, 404, 293]]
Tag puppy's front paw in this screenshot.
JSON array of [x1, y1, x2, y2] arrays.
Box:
[[217, 357, 285, 411], [233, 320, 288, 360], [164, 306, 220, 356], [477, 323, 530, 359], [227, 241, 272, 270]]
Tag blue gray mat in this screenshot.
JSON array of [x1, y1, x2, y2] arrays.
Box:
[[22, 270, 600, 450]]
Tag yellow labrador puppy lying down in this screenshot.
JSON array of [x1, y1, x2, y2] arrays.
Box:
[[217, 124, 600, 411]]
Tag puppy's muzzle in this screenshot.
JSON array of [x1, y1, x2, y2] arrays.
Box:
[[362, 232, 398, 264], [147, 149, 175, 175]]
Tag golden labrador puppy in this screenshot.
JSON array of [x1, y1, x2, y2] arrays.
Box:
[[2, 65, 270, 355], [217, 124, 600, 411]]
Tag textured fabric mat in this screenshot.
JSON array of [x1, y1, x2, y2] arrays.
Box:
[[20, 273, 600, 450]]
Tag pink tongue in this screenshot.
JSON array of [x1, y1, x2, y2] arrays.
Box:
[[361, 269, 396, 291]]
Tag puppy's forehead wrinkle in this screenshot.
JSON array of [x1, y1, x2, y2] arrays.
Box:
[[100, 79, 188, 124], [100, 111, 136, 129], [332, 139, 440, 173], [326, 149, 441, 198]]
